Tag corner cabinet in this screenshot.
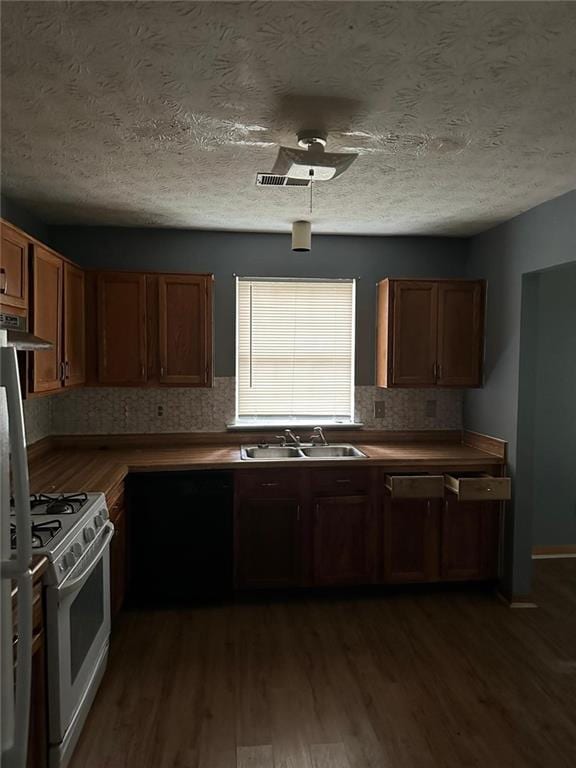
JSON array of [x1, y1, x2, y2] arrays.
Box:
[[376, 279, 485, 388], [88, 270, 213, 387]]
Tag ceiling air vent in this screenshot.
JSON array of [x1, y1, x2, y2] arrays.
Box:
[[256, 173, 311, 188]]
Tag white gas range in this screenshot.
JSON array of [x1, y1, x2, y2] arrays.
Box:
[[11, 493, 114, 768]]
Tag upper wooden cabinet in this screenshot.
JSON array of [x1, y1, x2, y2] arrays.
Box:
[[158, 275, 212, 386], [29, 246, 64, 393], [28, 246, 86, 394], [97, 272, 147, 386], [89, 270, 213, 387], [376, 279, 485, 388], [63, 262, 86, 386], [0, 220, 29, 311]]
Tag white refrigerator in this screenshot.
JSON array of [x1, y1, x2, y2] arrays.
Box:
[[1, 328, 33, 768]]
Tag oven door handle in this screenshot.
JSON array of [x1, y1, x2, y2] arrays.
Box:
[[58, 523, 114, 601]]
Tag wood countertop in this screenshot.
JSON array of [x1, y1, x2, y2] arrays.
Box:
[[29, 432, 506, 504]]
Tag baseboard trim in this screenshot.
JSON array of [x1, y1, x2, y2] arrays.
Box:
[[532, 545, 576, 559], [496, 590, 538, 609]]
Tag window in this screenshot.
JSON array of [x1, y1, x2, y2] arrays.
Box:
[[235, 277, 355, 423]]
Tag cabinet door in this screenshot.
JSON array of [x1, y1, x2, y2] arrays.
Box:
[[437, 281, 485, 387], [312, 495, 375, 586], [236, 498, 301, 588], [110, 507, 127, 618], [63, 262, 85, 387], [0, 221, 28, 309], [158, 275, 212, 386], [383, 498, 440, 583], [30, 246, 63, 393], [97, 272, 147, 385], [390, 281, 438, 386], [440, 497, 500, 581]]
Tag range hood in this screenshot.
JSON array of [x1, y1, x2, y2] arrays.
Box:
[[0, 312, 53, 350]]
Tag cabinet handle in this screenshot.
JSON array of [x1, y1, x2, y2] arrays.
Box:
[[260, 482, 279, 488], [427, 500, 431, 517], [437, 363, 442, 380], [60, 361, 66, 382], [433, 361, 438, 380], [296, 505, 301, 522], [0, 267, 6, 294], [336, 479, 351, 484], [160, 366, 164, 377], [65, 361, 70, 380], [141, 364, 145, 378]]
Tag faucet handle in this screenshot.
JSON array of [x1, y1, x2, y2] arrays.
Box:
[[274, 434, 287, 446]]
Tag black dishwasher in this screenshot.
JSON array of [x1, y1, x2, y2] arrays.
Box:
[[126, 470, 234, 607]]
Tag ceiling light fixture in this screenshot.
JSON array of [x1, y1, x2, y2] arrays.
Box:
[[292, 220, 311, 252]]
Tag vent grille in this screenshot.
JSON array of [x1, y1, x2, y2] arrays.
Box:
[[256, 173, 311, 188]]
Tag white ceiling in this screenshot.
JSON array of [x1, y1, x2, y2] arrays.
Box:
[[2, 1, 576, 236]]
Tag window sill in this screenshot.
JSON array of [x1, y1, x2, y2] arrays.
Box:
[[227, 419, 364, 432]]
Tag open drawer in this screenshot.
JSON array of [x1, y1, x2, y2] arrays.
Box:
[[385, 474, 445, 499], [444, 473, 511, 501]]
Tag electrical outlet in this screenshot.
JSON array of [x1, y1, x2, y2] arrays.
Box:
[[425, 400, 437, 418], [374, 401, 386, 419], [157, 405, 164, 417]]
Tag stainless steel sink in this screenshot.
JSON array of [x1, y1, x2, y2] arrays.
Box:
[[300, 444, 367, 458], [241, 446, 303, 459], [240, 443, 366, 460]]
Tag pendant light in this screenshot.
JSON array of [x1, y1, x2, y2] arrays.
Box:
[[292, 220, 311, 252]]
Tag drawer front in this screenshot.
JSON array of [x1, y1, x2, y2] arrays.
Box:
[[445, 474, 511, 501], [311, 468, 372, 496], [237, 469, 304, 498], [385, 474, 445, 499]]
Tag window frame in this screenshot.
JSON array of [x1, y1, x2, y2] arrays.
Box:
[[234, 276, 356, 426]]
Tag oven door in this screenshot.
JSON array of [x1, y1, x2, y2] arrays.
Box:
[[46, 522, 113, 742]]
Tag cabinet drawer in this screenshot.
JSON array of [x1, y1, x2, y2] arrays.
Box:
[[311, 468, 372, 495], [237, 469, 304, 498], [385, 474, 444, 499], [445, 473, 511, 501]]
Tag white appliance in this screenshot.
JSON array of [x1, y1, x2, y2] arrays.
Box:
[[14, 492, 113, 768], [1, 329, 34, 768]]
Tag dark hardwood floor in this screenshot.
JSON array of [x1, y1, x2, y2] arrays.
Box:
[[69, 559, 576, 768]]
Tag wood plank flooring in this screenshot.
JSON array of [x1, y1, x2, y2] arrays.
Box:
[[69, 560, 576, 768]]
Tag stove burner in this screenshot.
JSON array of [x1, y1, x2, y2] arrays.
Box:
[[10, 519, 63, 549], [30, 493, 88, 516]]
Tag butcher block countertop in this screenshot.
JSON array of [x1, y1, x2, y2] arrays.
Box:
[[28, 430, 507, 504]]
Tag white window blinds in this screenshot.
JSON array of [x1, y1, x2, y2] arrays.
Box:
[[236, 277, 355, 420]]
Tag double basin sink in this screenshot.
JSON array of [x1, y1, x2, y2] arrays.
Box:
[[241, 443, 367, 461]]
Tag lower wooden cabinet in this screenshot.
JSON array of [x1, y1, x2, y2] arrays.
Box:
[[383, 497, 440, 583], [441, 497, 500, 581], [312, 495, 376, 586], [236, 497, 302, 588], [28, 625, 48, 768], [109, 493, 127, 617]]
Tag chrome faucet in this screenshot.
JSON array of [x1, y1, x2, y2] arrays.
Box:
[[283, 429, 301, 447], [309, 426, 328, 445], [274, 434, 287, 447]]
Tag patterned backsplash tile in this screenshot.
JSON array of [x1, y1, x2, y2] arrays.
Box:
[[23, 378, 463, 443]]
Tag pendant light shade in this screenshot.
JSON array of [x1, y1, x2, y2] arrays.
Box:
[[292, 220, 311, 252]]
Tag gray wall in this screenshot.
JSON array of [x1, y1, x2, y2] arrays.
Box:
[[0, 194, 53, 245], [50, 227, 468, 384], [531, 264, 576, 547], [465, 189, 576, 595]]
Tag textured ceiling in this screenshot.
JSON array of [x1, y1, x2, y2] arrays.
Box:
[[2, 1, 576, 236]]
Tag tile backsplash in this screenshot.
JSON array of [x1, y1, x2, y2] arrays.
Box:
[[23, 396, 53, 444], [23, 378, 463, 442]]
